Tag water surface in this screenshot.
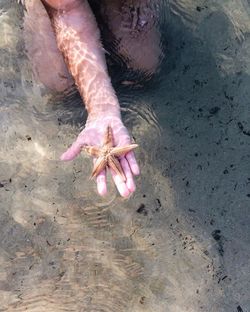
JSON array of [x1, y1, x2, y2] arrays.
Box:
[[0, 1, 250, 311]]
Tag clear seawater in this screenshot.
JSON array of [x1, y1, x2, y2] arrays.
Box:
[[0, 0, 250, 311]]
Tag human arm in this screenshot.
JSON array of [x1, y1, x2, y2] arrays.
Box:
[[42, 0, 140, 196]]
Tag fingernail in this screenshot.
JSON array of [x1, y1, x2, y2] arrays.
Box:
[[122, 188, 130, 198], [132, 165, 140, 175], [99, 190, 107, 197], [60, 153, 67, 161], [127, 178, 136, 193], [98, 184, 107, 196]]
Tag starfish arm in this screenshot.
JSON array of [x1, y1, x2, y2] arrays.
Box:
[[91, 156, 107, 179], [108, 155, 126, 182], [109, 144, 138, 157], [83, 146, 102, 158]]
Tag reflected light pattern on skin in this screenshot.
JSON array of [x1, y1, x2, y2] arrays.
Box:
[[22, 0, 161, 196]]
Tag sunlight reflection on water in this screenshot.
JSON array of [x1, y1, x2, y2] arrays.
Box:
[[0, 0, 250, 311]]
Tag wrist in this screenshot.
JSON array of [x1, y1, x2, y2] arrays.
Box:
[[87, 102, 121, 121], [86, 109, 121, 130]]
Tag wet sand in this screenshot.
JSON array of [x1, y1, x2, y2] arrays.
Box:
[[0, 1, 250, 311]]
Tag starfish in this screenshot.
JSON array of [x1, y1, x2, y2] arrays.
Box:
[[82, 126, 138, 181]]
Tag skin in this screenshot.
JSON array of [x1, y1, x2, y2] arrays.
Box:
[[24, 0, 161, 197]]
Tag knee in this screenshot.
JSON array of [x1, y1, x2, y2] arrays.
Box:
[[42, 0, 80, 10]]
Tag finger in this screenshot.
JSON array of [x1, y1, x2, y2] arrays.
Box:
[[60, 141, 84, 161], [126, 151, 140, 176], [92, 158, 107, 196], [110, 168, 130, 198], [96, 170, 107, 196], [120, 157, 136, 193]]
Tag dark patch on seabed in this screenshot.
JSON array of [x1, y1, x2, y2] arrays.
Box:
[[0, 0, 250, 311]]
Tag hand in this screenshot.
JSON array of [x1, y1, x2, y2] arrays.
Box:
[[60, 115, 140, 197]]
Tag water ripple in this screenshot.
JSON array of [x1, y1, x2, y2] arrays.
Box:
[[1, 0, 250, 311]]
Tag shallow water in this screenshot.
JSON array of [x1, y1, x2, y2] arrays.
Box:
[[0, 1, 250, 311]]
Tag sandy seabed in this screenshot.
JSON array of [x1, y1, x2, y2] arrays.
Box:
[[0, 1, 250, 311]]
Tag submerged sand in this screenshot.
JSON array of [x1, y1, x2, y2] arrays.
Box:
[[0, 1, 249, 311]]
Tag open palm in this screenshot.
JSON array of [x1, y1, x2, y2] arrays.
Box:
[[60, 115, 140, 197]]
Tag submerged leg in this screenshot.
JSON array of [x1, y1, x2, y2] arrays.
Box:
[[41, 0, 139, 197], [23, 0, 73, 91], [100, 0, 163, 74]]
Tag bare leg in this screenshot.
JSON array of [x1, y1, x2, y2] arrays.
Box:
[[23, 0, 73, 91], [100, 0, 163, 73], [23, 0, 162, 92]]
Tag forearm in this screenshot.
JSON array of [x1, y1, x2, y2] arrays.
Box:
[[44, 0, 121, 119]]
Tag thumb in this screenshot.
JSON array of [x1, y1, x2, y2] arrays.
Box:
[[60, 139, 86, 161]]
